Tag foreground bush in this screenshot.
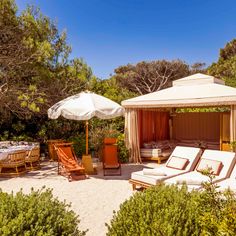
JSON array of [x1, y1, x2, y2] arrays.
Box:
[[106, 184, 202, 236], [0, 187, 86, 236], [106, 181, 236, 236]]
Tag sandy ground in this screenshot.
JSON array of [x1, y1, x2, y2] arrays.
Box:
[[0, 161, 158, 236]]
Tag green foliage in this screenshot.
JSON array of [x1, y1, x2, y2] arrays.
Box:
[[0, 0, 92, 121], [177, 107, 230, 113], [0, 187, 86, 236], [0, 1, 133, 146], [114, 60, 190, 95], [107, 179, 236, 236], [89, 119, 121, 159], [106, 184, 202, 236], [68, 134, 86, 158], [117, 133, 129, 163], [230, 140, 236, 152], [208, 38, 236, 87], [89, 76, 137, 104]]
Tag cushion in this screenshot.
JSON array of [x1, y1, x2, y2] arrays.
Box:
[[166, 156, 189, 170], [196, 158, 223, 176], [143, 168, 167, 176], [176, 179, 203, 185]]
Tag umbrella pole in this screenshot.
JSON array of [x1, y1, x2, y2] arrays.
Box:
[[82, 120, 96, 174], [86, 120, 89, 155]]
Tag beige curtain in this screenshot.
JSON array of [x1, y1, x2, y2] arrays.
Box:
[[230, 105, 236, 141], [125, 109, 142, 163]]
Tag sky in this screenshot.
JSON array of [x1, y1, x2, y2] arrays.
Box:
[[16, 0, 236, 79]]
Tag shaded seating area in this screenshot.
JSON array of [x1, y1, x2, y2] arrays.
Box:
[[54, 142, 86, 181], [0, 150, 27, 177], [122, 73, 236, 163], [102, 138, 121, 176], [129, 146, 202, 190], [140, 140, 174, 164]]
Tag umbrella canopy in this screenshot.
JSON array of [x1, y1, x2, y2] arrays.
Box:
[[48, 91, 124, 120], [48, 91, 124, 156]]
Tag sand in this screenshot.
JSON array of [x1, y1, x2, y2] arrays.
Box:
[[0, 161, 154, 236]]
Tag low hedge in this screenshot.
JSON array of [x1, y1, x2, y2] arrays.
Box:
[[0, 187, 86, 236], [106, 181, 236, 236]]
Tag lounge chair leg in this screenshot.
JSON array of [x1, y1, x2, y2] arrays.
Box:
[[132, 183, 136, 191]]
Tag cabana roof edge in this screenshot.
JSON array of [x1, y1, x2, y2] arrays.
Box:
[[122, 73, 236, 109]]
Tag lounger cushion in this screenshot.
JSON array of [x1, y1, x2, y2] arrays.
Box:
[[176, 179, 203, 185], [166, 156, 189, 170], [196, 158, 223, 176], [143, 168, 167, 176], [165, 171, 210, 186]]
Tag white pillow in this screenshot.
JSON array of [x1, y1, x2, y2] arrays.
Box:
[[196, 158, 223, 176], [166, 156, 189, 170]]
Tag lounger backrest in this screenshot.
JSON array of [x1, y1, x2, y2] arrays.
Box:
[[198, 150, 236, 179], [229, 162, 236, 179], [165, 146, 202, 171], [103, 145, 118, 166]]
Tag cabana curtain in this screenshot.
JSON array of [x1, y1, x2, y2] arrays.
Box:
[[138, 110, 169, 143], [230, 105, 236, 141], [125, 109, 142, 163]]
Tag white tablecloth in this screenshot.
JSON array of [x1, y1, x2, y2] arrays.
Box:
[[0, 145, 34, 161]]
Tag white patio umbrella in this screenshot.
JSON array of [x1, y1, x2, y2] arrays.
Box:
[[47, 91, 124, 156]]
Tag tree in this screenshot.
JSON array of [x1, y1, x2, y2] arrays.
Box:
[[0, 0, 96, 143], [89, 76, 137, 104], [0, 0, 93, 121], [114, 60, 190, 95], [190, 62, 207, 74], [208, 38, 236, 87]]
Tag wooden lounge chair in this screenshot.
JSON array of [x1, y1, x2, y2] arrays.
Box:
[[102, 138, 121, 176], [0, 150, 27, 177], [54, 143, 86, 181], [165, 149, 236, 190], [129, 146, 202, 190], [25, 147, 41, 171]]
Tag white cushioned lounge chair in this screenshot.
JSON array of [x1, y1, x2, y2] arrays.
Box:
[[129, 146, 202, 190], [217, 161, 236, 191], [164, 150, 236, 190]]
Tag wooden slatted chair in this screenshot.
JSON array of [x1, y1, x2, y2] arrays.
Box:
[[54, 143, 86, 181], [0, 150, 27, 177], [25, 147, 41, 170], [102, 138, 121, 176]]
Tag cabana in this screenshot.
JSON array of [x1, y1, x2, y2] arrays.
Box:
[[121, 73, 236, 163]]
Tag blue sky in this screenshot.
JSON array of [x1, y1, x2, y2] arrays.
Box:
[[16, 0, 236, 79]]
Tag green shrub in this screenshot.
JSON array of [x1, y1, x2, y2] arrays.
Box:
[[117, 134, 129, 163], [0, 187, 87, 236], [69, 133, 86, 158], [106, 184, 202, 236], [106, 178, 236, 236]]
